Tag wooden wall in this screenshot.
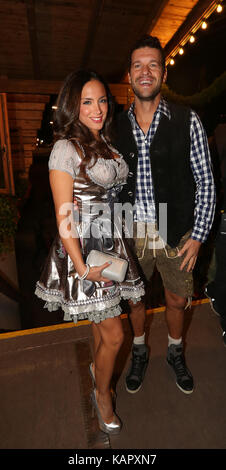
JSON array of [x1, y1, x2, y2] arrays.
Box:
[[6, 94, 50, 175]]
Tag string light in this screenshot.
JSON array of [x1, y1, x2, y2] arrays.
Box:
[[216, 4, 223, 13], [52, 105, 58, 109], [164, 1, 224, 66]]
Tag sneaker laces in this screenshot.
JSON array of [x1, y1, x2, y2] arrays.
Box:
[[174, 353, 189, 380], [130, 352, 146, 380]]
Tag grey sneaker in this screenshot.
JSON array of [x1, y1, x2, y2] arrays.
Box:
[[125, 344, 149, 394], [167, 343, 194, 394]]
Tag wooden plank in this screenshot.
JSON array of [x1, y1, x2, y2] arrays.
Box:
[[115, 97, 128, 105], [23, 143, 36, 151], [109, 84, 130, 95], [24, 151, 33, 157], [6, 92, 50, 103], [7, 102, 46, 111], [8, 110, 43, 120], [10, 129, 37, 137], [10, 135, 37, 144], [9, 120, 42, 130]]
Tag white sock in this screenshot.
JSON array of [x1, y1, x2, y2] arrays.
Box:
[[133, 333, 145, 345], [168, 334, 182, 347]]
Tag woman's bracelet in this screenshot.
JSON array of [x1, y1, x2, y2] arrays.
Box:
[[78, 264, 90, 280]]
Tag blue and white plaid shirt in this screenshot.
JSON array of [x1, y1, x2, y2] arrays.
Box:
[[128, 98, 216, 243]]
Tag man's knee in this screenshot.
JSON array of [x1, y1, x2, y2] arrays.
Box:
[[165, 289, 187, 310]]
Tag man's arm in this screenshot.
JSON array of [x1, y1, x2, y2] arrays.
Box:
[[189, 110, 216, 242], [178, 110, 216, 272]]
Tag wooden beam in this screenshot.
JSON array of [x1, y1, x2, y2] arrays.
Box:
[[80, 0, 105, 69], [25, 0, 41, 79], [164, 0, 217, 60], [143, 0, 170, 36]]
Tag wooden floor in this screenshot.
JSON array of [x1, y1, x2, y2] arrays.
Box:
[[0, 300, 226, 451]]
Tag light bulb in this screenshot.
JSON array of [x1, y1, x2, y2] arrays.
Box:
[[216, 4, 223, 13], [170, 58, 175, 65], [189, 35, 195, 43], [179, 48, 184, 55], [201, 21, 207, 29]]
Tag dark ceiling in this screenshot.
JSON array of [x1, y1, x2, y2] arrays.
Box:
[[0, 0, 217, 84]]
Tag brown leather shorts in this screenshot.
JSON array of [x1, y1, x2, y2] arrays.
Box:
[[133, 228, 194, 299]]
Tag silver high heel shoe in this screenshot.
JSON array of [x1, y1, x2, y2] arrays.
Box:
[[89, 362, 95, 386], [91, 389, 122, 435]]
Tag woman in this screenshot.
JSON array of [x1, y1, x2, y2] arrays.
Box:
[[35, 70, 144, 434]]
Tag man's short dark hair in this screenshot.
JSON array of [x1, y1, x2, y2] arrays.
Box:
[[128, 34, 165, 71]]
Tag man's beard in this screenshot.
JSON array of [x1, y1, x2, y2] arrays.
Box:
[[132, 81, 162, 102]]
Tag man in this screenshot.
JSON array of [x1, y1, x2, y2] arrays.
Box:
[[114, 35, 216, 394]]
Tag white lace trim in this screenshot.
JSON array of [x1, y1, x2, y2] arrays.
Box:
[[35, 281, 144, 322], [70, 305, 123, 324]]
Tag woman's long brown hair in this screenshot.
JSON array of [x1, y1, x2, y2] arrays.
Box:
[[53, 70, 115, 171]]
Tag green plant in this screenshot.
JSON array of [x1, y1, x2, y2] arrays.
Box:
[[0, 194, 18, 255]]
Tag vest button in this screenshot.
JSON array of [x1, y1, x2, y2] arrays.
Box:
[[128, 172, 133, 177], [128, 191, 133, 196], [129, 152, 135, 158]]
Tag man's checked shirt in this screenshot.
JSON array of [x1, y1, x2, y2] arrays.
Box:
[[128, 98, 216, 243]]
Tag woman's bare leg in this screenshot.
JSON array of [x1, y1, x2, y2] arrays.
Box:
[[91, 322, 101, 377], [94, 316, 124, 423]]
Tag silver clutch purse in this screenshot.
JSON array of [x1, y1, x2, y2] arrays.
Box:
[[86, 250, 128, 282]]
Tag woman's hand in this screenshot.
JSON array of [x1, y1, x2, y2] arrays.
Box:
[[83, 262, 112, 283]]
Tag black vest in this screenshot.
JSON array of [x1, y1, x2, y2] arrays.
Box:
[[114, 102, 195, 248]]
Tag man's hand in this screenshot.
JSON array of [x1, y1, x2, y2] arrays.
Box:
[[178, 238, 201, 272]]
